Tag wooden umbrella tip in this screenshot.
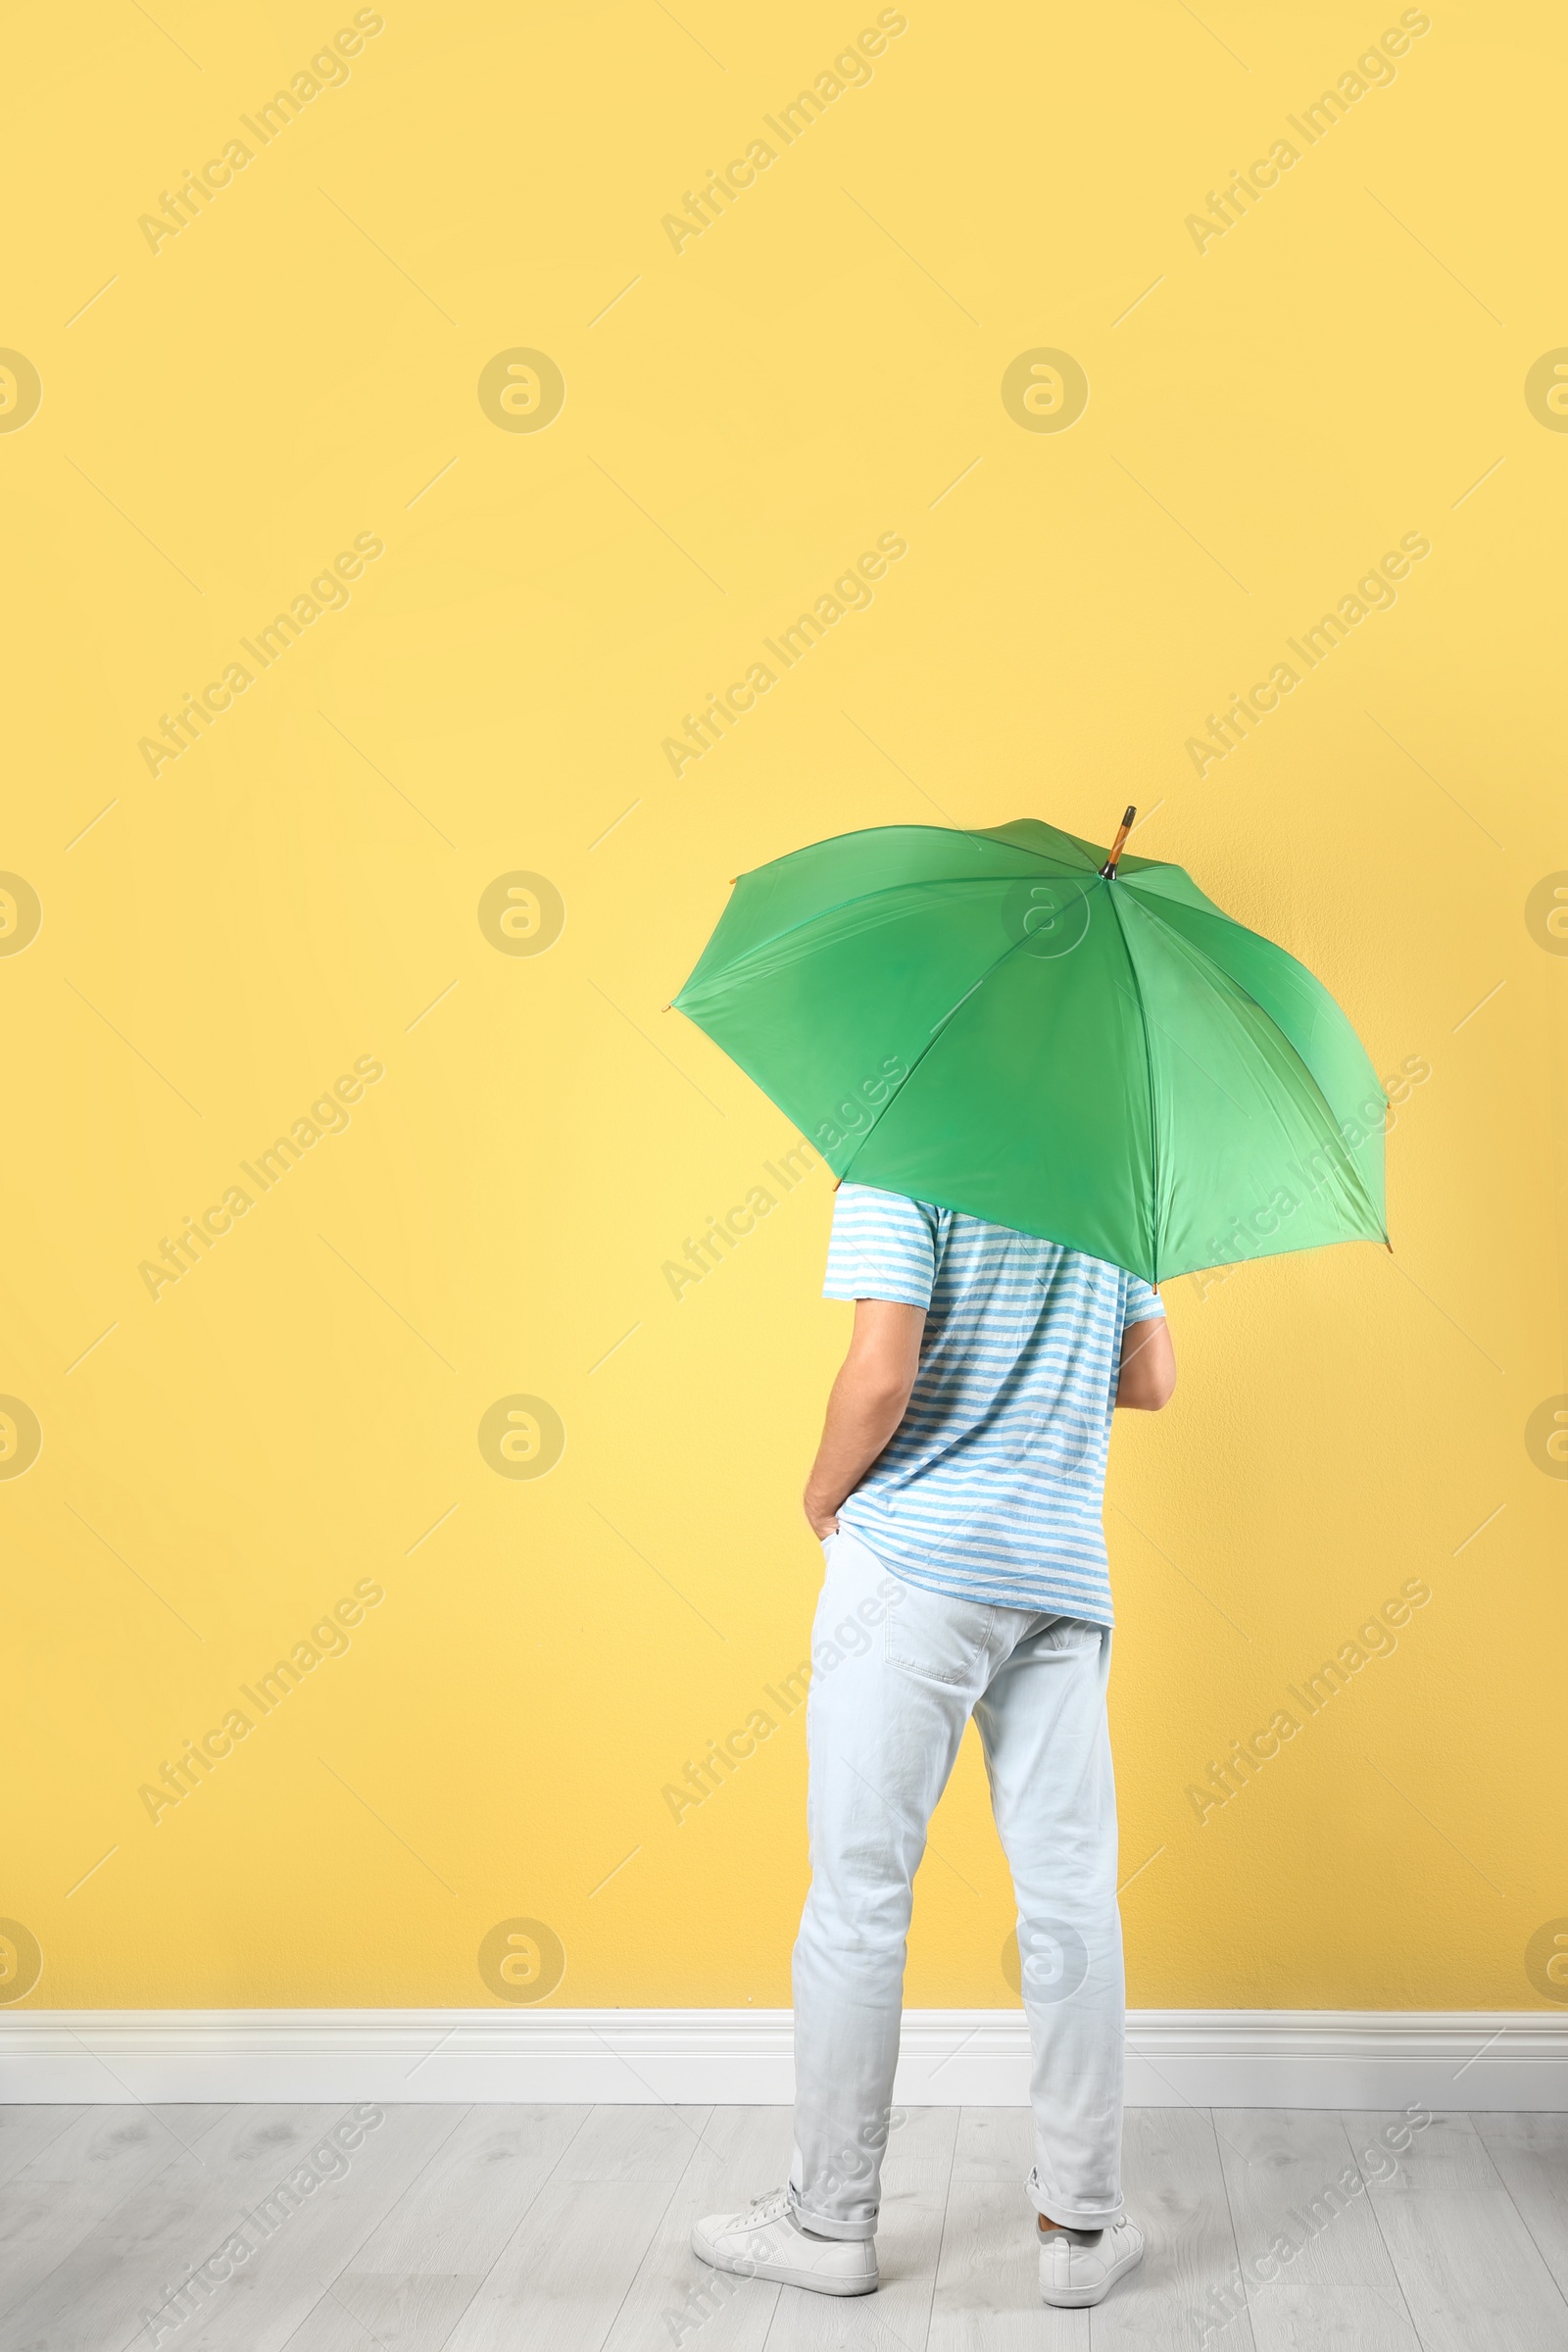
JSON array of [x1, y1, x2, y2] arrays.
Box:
[[1100, 807, 1137, 878]]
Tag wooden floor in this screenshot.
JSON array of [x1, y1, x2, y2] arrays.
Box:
[[1, 2102, 1566, 2351]]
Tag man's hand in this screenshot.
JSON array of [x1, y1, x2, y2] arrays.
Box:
[[804, 1298, 925, 1539], [1115, 1312, 1176, 1410]]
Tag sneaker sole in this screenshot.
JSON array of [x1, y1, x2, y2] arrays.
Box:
[[1040, 2247, 1144, 2308], [692, 2230, 878, 2297]]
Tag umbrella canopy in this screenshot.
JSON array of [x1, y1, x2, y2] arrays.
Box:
[[671, 814, 1388, 1286]]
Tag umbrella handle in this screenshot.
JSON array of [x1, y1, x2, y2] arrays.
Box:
[[1100, 806, 1137, 878]]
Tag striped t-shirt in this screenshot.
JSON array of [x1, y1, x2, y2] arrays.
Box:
[[823, 1184, 1165, 1625]]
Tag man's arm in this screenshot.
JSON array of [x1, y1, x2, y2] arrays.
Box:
[[1115, 1312, 1176, 1410], [803, 1298, 925, 1539]]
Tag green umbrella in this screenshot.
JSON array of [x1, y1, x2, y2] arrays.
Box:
[[671, 811, 1389, 1286]]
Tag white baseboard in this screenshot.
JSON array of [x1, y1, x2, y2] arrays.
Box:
[[2, 2009, 1564, 2109]]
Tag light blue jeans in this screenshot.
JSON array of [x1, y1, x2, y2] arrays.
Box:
[[789, 1525, 1124, 2237]]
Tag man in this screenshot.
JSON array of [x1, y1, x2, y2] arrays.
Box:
[[691, 1181, 1176, 2310]]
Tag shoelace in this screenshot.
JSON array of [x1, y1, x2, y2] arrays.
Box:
[[744, 2190, 792, 2227]]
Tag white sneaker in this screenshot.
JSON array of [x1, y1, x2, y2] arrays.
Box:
[[692, 2188, 878, 2296], [1038, 2214, 1145, 2307]]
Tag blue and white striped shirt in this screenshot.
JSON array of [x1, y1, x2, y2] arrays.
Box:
[[823, 1185, 1164, 1624]]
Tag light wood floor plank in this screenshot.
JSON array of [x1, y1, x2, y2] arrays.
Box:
[[928, 2106, 1086, 2351], [555, 2099, 723, 2184], [0, 2102, 88, 2191], [36, 2102, 465, 2352], [0, 2101, 234, 2321], [763, 2102, 956, 2352], [1359, 2109, 1568, 2352], [24, 2103, 357, 2352], [601, 2102, 794, 2352], [11, 2099, 1568, 2350], [1091, 2106, 1257, 2351], [1213, 2107, 1422, 2350], [441, 2106, 714, 2352], [279, 2104, 593, 2352], [1472, 2113, 1568, 2300], [194, 2103, 466, 2352]]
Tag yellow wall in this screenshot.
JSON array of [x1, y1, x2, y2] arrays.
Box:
[[2, 0, 1563, 2015]]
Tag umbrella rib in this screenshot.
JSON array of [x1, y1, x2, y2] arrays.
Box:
[[834, 901, 1105, 1184], [1106, 889, 1164, 1284], [680, 822, 1108, 995], [677, 867, 1100, 1004], [1106, 975, 1252, 1118], [1147, 898, 1382, 1232], [1121, 891, 1387, 1238], [731, 817, 1102, 881]]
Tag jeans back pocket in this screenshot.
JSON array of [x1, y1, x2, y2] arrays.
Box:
[[883, 1579, 994, 1687]]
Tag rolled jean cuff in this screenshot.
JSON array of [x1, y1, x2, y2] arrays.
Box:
[[1026, 2166, 1122, 2230], [787, 2190, 877, 2243]]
